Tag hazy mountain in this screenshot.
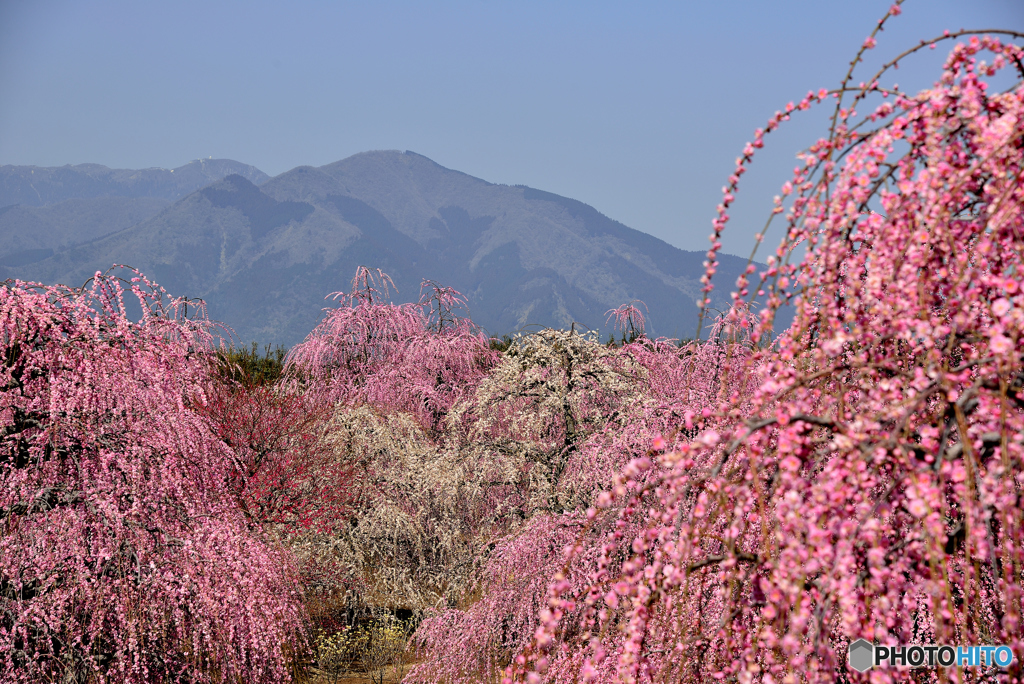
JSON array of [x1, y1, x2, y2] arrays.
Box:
[[0, 158, 269, 207], [0, 197, 170, 268], [0, 158, 270, 271], [3, 151, 760, 345]]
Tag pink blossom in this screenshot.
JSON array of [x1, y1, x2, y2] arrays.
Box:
[[993, 297, 1012, 317], [990, 333, 1014, 355]]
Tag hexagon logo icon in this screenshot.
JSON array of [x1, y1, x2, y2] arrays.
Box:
[[848, 639, 874, 672]]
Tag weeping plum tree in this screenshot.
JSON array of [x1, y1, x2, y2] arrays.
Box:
[[511, 10, 1024, 684], [308, 405, 485, 611], [286, 267, 497, 434], [0, 270, 304, 683]]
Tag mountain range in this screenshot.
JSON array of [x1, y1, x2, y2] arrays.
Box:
[[1, 152, 758, 346]]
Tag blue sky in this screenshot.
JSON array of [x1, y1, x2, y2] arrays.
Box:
[[1, 0, 1021, 256]]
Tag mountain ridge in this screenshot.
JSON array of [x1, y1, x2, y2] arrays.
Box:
[[0, 158, 270, 207], [2, 152, 761, 345]]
